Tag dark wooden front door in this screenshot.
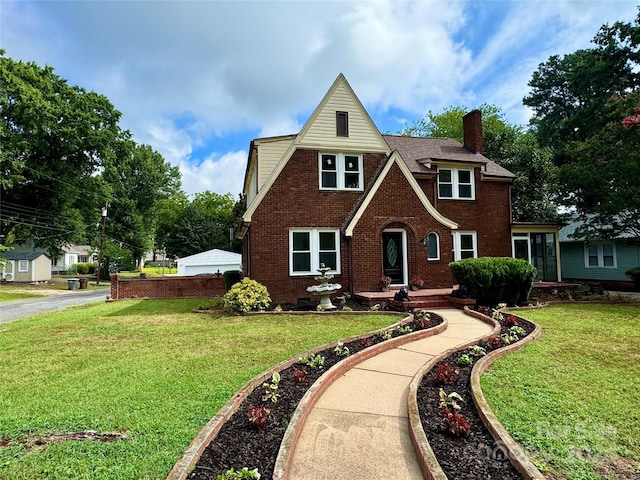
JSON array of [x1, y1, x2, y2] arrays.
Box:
[[382, 232, 404, 284]]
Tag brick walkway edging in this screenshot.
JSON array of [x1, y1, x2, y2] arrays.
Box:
[[407, 307, 546, 480], [165, 313, 437, 480]]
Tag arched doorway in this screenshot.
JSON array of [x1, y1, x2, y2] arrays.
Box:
[[382, 228, 407, 285]]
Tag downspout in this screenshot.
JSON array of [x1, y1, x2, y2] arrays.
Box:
[[347, 235, 354, 294]]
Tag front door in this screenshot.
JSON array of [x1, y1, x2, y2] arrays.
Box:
[[531, 233, 558, 281], [382, 231, 405, 285]]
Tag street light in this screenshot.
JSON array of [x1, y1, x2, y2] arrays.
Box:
[[96, 205, 108, 285]]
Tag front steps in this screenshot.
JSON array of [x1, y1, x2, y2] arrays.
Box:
[[354, 287, 476, 311]]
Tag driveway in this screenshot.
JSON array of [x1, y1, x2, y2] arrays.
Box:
[[0, 288, 109, 323]]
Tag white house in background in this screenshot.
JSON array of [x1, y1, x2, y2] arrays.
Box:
[[51, 244, 94, 272], [176, 249, 242, 276]]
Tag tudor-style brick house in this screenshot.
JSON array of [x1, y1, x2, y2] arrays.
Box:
[[238, 74, 561, 303]]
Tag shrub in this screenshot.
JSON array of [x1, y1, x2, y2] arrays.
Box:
[[441, 407, 470, 437], [224, 278, 271, 313], [625, 266, 640, 290], [435, 363, 459, 384], [223, 270, 243, 291], [449, 257, 537, 306]]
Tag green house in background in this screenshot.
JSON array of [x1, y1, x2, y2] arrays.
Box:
[[559, 218, 640, 291]]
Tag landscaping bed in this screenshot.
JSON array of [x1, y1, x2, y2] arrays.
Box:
[[188, 312, 443, 479], [416, 310, 536, 479]]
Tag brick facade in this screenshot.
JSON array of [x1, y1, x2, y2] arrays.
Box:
[[110, 274, 226, 300], [244, 149, 512, 304]]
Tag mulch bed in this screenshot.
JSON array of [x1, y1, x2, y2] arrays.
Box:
[[416, 311, 536, 479], [189, 311, 443, 479]]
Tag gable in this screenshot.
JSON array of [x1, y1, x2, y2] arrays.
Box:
[[344, 151, 458, 236]]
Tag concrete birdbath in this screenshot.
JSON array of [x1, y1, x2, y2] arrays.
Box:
[[306, 264, 342, 310]]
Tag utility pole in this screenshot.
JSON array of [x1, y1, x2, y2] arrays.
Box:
[[96, 204, 108, 285]]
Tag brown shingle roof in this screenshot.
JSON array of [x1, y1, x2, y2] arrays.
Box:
[[382, 135, 515, 179]]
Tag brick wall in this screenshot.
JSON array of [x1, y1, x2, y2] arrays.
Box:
[[110, 274, 226, 300]]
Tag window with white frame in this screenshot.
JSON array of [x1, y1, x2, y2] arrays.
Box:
[[438, 167, 474, 199], [18, 260, 29, 272], [585, 242, 616, 268], [452, 232, 477, 260], [290, 229, 340, 275], [427, 232, 440, 260], [319, 153, 363, 190]]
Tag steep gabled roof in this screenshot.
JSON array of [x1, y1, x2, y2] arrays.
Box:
[[241, 74, 390, 224], [343, 150, 458, 236]]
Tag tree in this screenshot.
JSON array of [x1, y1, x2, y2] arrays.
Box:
[[1, 52, 120, 255], [400, 105, 559, 222], [102, 139, 182, 268], [523, 10, 640, 239]]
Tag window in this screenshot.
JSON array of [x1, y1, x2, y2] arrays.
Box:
[[452, 232, 477, 260], [319, 153, 363, 190], [18, 260, 29, 272], [336, 111, 348, 137], [427, 232, 440, 260], [438, 168, 474, 199], [290, 229, 340, 275], [585, 242, 616, 268]]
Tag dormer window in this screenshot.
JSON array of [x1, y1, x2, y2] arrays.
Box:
[[319, 153, 363, 190], [438, 167, 474, 200], [336, 111, 349, 137]]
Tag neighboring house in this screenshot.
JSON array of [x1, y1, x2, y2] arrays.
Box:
[[176, 249, 242, 276], [2, 251, 51, 282], [238, 74, 562, 303], [51, 244, 94, 273], [559, 218, 640, 290]]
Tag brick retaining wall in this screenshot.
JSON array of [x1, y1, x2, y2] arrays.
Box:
[[110, 274, 226, 300]]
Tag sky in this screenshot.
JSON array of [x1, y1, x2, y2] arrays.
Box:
[[2, 0, 638, 197]]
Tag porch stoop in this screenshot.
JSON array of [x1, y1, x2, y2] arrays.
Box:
[[353, 287, 475, 311]]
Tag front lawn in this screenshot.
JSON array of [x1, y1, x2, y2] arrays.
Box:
[[0, 299, 399, 479], [481, 303, 640, 480]]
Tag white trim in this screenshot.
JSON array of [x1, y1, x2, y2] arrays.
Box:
[[438, 167, 475, 200], [383, 228, 408, 286], [344, 151, 458, 236], [18, 259, 29, 272], [511, 234, 531, 262], [452, 231, 477, 260], [427, 232, 440, 261], [289, 228, 341, 276], [584, 241, 617, 269]]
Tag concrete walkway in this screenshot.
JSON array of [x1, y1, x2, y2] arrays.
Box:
[[286, 309, 493, 480]]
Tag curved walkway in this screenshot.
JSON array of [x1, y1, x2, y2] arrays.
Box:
[[286, 309, 493, 480]]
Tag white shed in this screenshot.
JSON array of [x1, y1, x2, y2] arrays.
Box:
[[177, 249, 242, 276]]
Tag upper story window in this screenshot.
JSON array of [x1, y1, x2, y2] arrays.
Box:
[[336, 111, 349, 137], [585, 242, 616, 268], [438, 167, 474, 200], [319, 153, 363, 191]]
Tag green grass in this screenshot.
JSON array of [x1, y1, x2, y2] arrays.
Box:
[[0, 290, 45, 302], [481, 303, 640, 479], [0, 299, 399, 479]]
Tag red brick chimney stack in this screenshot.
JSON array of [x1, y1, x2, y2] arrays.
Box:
[[463, 110, 484, 154]]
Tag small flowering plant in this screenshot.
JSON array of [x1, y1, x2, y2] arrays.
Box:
[[380, 275, 392, 289], [409, 275, 424, 289]]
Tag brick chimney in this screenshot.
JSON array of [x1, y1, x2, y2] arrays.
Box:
[[463, 110, 483, 154]]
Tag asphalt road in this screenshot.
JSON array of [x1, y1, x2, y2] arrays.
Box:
[[0, 288, 110, 323]]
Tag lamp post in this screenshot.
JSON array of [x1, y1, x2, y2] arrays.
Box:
[[96, 205, 108, 285]]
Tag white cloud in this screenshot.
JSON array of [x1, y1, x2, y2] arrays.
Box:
[[179, 151, 247, 198]]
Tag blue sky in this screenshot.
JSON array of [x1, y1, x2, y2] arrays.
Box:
[[2, 0, 638, 196]]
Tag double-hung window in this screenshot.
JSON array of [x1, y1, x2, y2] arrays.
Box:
[[319, 153, 363, 190], [585, 242, 616, 268], [18, 260, 29, 272], [438, 167, 474, 199], [452, 232, 477, 260], [290, 229, 340, 275]]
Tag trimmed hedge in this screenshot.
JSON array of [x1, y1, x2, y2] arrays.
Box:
[[625, 266, 640, 290], [449, 257, 537, 306]]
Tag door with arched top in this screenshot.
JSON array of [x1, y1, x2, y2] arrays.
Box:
[[382, 230, 406, 285]]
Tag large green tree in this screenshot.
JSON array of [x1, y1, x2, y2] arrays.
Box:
[[524, 10, 640, 239], [1, 52, 119, 255], [400, 105, 558, 222]]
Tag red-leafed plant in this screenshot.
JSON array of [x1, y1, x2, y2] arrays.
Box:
[[361, 337, 374, 348], [487, 336, 502, 349], [435, 362, 460, 384], [441, 407, 470, 437], [292, 368, 309, 383], [502, 314, 518, 327], [247, 404, 271, 431]]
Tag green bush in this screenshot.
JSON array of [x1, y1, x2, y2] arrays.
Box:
[[449, 257, 537, 306], [224, 278, 271, 313], [223, 270, 243, 292], [625, 266, 640, 290]]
